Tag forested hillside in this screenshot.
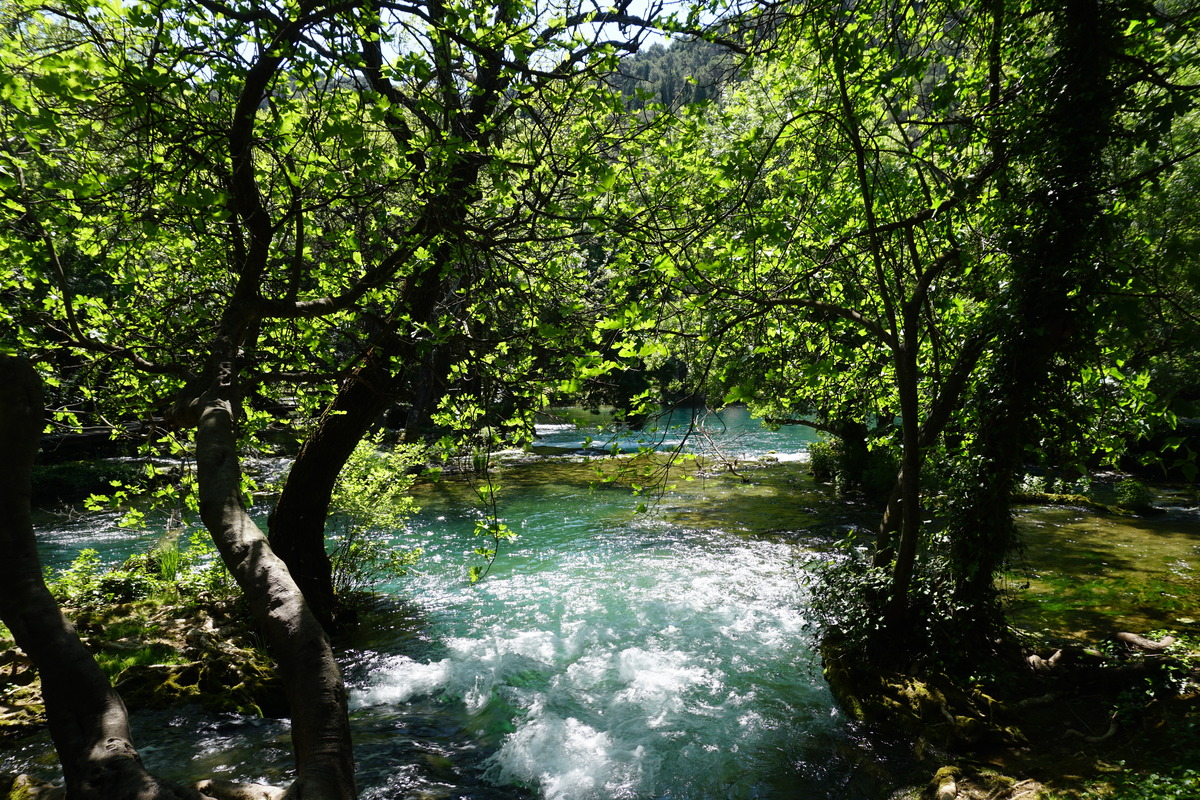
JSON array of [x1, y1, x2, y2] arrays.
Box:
[[612, 36, 737, 108]]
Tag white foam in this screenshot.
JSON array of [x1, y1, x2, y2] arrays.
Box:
[[486, 715, 645, 800], [534, 423, 578, 435], [349, 655, 450, 709], [347, 527, 828, 798], [616, 647, 714, 697]]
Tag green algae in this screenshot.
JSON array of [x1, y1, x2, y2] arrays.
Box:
[[1009, 504, 1200, 639]]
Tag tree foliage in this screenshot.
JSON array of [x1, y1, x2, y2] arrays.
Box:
[[0, 0, 692, 793], [2, 0, 1200, 791], [606, 0, 1200, 660]]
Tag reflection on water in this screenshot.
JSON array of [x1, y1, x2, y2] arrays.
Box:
[[1011, 501, 1200, 639]]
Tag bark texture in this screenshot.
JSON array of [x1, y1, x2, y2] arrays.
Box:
[[192, 370, 356, 799], [0, 355, 199, 800]]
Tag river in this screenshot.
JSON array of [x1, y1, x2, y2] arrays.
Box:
[[7, 407, 1200, 798]]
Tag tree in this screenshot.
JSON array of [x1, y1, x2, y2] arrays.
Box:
[[0, 356, 203, 797], [946, 0, 1200, 620], [618, 0, 1200, 660], [618, 0, 1012, 654], [0, 0, 684, 793]]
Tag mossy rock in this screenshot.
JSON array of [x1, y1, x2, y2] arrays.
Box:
[[820, 647, 876, 722], [0, 689, 45, 741], [116, 658, 286, 718], [1011, 490, 1126, 515], [0, 773, 61, 799], [0, 651, 45, 741]]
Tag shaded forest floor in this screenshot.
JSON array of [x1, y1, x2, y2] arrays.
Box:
[[839, 629, 1200, 799]]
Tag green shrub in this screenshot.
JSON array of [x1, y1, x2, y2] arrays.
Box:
[[806, 542, 998, 668], [96, 570, 158, 603], [48, 548, 157, 607], [861, 448, 900, 501], [1077, 768, 1200, 800], [48, 548, 107, 605], [808, 437, 841, 484], [1018, 473, 1048, 495], [48, 533, 235, 609], [808, 435, 897, 501], [1116, 478, 1155, 513], [326, 433, 425, 599], [151, 531, 235, 596]]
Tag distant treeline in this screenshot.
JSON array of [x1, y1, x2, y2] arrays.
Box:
[[611, 36, 737, 109]]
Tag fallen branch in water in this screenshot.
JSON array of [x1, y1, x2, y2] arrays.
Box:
[[1116, 632, 1175, 652]]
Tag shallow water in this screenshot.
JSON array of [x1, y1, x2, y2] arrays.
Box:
[[7, 410, 1200, 797], [1009, 498, 1200, 639]]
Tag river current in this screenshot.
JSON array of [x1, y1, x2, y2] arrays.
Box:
[[12, 408, 1198, 797]]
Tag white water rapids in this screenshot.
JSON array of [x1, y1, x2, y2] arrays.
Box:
[[9, 409, 904, 798]]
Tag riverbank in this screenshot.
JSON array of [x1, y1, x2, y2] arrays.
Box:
[[0, 580, 283, 742], [823, 622, 1200, 799]]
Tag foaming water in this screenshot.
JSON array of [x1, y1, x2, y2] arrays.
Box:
[[343, 470, 865, 800], [11, 432, 886, 798]]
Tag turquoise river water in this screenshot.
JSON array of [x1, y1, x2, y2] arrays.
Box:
[[7, 407, 1200, 798]]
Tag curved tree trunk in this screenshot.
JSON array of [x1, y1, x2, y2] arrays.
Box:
[[268, 347, 396, 629], [0, 356, 200, 800], [192, 361, 356, 799]]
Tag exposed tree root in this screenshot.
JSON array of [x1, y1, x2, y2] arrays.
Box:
[[1116, 632, 1175, 652], [1025, 649, 1062, 672], [1064, 714, 1119, 743], [195, 780, 285, 800]]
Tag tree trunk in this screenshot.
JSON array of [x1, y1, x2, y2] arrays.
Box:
[[192, 365, 356, 799], [0, 356, 200, 800], [266, 240, 463, 628], [949, 0, 1119, 614], [268, 348, 395, 629], [881, 336, 923, 645]]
